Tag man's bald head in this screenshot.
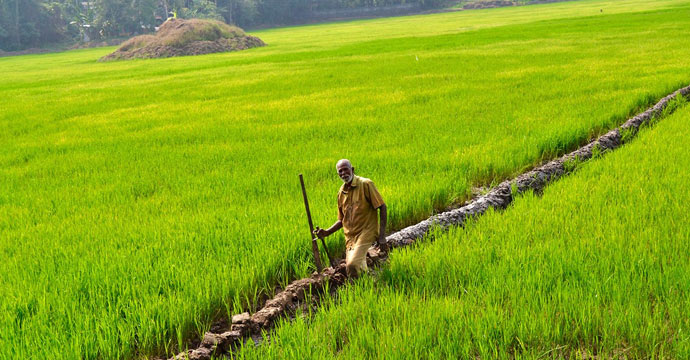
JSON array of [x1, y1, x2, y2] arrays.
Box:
[[336, 159, 354, 184], [336, 159, 352, 170]]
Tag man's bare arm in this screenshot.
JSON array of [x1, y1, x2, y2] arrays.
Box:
[[314, 220, 342, 238]]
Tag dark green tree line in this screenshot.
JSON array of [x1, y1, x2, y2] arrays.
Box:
[[0, 0, 447, 51]]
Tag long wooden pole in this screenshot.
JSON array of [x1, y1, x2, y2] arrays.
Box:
[[299, 174, 323, 272]]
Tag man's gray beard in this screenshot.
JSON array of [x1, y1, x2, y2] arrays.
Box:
[[341, 174, 352, 183]]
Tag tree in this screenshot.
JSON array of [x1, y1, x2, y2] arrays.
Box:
[[0, 0, 449, 51], [0, 0, 67, 50], [179, 0, 224, 21]]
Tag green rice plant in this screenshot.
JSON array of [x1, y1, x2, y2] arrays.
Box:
[[562, 154, 583, 173], [2, 0, 690, 358], [590, 143, 603, 159], [653, 92, 688, 126]]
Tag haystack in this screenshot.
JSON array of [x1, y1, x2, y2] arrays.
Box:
[[100, 18, 265, 61]]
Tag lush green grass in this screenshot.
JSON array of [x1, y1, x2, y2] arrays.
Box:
[[2, 0, 690, 358], [235, 100, 690, 359]]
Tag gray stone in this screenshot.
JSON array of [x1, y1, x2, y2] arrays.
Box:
[[199, 333, 219, 348], [188, 347, 211, 360], [231, 312, 250, 324]]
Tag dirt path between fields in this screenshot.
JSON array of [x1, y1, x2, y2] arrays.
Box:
[[163, 84, 690, 360]]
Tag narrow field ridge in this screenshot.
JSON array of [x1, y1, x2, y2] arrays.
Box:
[[166, 84, 690, 360]]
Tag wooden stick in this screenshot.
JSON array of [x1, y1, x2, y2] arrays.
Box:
[[299, 174, 323, 271]]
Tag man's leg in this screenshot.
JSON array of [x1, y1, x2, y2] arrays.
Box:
[[345, 238, 373, 277], [345, 245, 354, 272]]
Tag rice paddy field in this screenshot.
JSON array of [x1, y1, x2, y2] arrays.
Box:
[[2, 0, 690, 358], [236, 100, 690, 359]]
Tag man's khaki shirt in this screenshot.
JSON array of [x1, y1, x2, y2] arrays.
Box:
[[337, 175, 385, 248]]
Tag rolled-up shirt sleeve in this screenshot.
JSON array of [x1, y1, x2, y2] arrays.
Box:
[[364, 180, 385, 209]]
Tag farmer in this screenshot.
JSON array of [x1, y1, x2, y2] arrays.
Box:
[[314, 159, 388, 277]]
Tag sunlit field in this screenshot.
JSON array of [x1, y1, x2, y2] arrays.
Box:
[[237, 101, 690, 359], [2, 0, 690, 358]]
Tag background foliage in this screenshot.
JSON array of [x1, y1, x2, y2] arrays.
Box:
[[0, 0, 450, 51]]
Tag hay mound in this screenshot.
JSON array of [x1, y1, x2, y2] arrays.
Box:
[[463, 1, 516, 9], [100, 18, 265, 61]]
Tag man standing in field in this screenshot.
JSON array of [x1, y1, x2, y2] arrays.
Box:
[[314, 159, 388, 277]]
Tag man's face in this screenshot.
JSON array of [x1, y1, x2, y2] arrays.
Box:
[[337, 164, 353, 183]]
